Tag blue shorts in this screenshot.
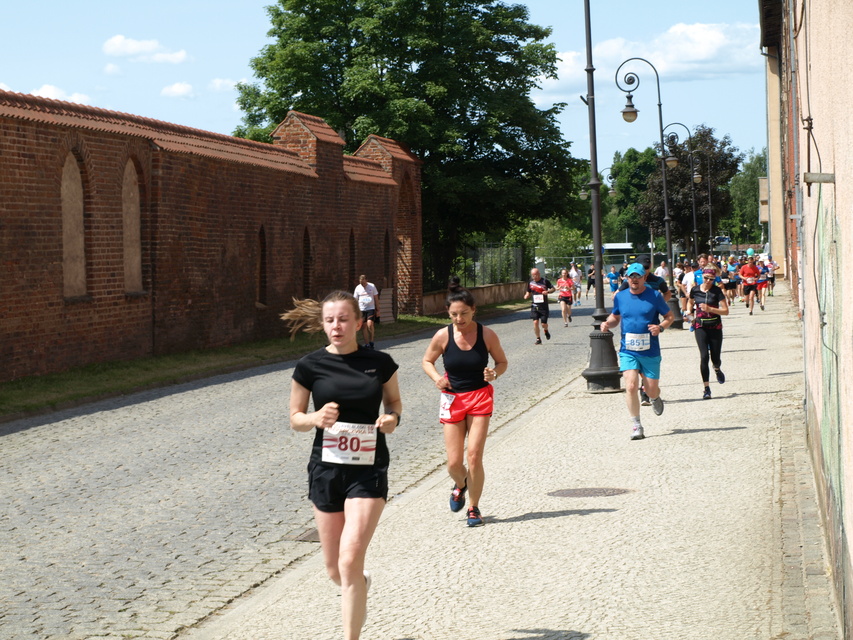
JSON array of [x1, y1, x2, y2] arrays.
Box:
[[619, 351, 662, 379]]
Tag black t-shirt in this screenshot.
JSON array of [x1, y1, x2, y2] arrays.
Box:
[[442, 323, 489, 392], [526, 278, 553, 307], [292, 346, 399, 466], [689, 285, 726, 329]]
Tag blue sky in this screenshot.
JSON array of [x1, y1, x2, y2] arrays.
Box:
[[0, 1, 765, 168]]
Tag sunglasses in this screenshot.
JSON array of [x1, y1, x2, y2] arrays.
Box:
[[626, 274, 644, 279]]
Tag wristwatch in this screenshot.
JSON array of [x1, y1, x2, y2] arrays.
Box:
[[388, 411, 401, 426]]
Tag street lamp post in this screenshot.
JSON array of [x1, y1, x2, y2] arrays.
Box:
[[663, 122, 699, 258], [615, 57, 683, 329], [579, 0, 621, 393]]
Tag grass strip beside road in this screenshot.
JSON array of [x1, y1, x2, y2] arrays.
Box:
[[0, 303, 524, 421]]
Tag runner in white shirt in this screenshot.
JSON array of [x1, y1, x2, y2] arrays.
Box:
[[353, 275, 380, 349]]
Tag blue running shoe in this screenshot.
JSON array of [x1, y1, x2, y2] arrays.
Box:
[[449, 482, 467, 512], [467, 506, 483, 527]]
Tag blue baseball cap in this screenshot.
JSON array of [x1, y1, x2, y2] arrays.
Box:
[[626, 263, 646, 277]]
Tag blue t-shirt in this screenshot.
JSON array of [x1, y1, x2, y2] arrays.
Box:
[[606, 272, 620, 291], [612, 286, 671, 358]]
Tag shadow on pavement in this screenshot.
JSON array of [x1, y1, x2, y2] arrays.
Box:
[[486, 508, 617, 524], [507, 630, 591, 640], [656, 426, 747, 437]]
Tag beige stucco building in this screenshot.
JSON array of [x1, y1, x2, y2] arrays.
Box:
[[760, 0, 853, 634]]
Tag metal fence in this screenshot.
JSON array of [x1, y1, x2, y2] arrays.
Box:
[[453, 243, 523, 287], [535, 254, 636, 280]]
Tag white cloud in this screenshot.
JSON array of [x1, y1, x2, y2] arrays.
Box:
[[103, 35, 160, 57], [209, 78, 238, 92], [104, 63, 121, 75], [161, 82, 194, 98], [0, 82, 11, 91], [598, 22, 762, 80], [103, 35, 188, 64], [149, 50, 188, 64], [533, 21, 761, 109], [31, 84, 90, 104]]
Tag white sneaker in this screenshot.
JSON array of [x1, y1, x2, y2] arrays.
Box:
[[631, 424, 645, 440]]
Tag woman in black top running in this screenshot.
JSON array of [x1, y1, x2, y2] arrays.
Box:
[[687, 268, 730, 400], [422, 278, 508, 527], [285, 290, 402, 639]]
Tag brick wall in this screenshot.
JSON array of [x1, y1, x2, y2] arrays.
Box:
[[0, 92, 421, 382]]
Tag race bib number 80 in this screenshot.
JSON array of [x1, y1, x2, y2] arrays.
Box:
[[322, 422, 377, 465]]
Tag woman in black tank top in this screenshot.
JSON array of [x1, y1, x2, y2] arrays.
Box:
[[422, 279, 508, 527]]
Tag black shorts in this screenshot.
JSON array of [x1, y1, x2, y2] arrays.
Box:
[[361, 309, 377, 322], [530, 305, 550, 321], [743, 284, 758, 295], [768, 276, 776, 284], [558, 295, 573, 304], [586, 279, 596, 289], [724, 281, 738, 290], [308, 461, 388, 512]]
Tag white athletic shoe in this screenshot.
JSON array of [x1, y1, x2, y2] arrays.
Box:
[[631, 424, 645, 440]]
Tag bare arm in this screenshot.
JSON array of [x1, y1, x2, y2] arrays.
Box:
[[600, 313, 620, 332], [377, 372, 402, 433], [482, 327, 508, 382], [289, 379, 339, 432], [422, 329, 451, 390]]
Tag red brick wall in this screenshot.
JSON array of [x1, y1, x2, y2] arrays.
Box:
[[0, 103, 421, 382], [1, 120, 154, 380]]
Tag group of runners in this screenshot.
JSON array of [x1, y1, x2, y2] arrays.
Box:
[[282, 254, 777, 637], [672, 253, 779, 317]]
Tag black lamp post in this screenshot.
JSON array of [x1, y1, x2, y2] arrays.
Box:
[[579, 0, 621, 393], [615, 57, 683, 329], [663, 122, 699, 258]]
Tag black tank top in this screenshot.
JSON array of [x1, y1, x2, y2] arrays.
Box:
[[442, 323, 489, 392]]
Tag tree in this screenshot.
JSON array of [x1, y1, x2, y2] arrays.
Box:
[[635, 125, 742, 255], [607, 147, 659, 249], [725, 148, 767, 247], [235, 0, 580, 290]]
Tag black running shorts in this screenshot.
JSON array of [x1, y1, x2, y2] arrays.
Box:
[[308, 461, 388, 512]]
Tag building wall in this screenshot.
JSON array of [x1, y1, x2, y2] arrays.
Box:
[[762, 0, 852, 633], [0, 93, 421, 382]]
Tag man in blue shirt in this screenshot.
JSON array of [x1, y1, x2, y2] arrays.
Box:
[[601, 262, 675, 440]]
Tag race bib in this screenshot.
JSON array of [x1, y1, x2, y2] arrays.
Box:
[[625, 332, 651, 351], [439, 392, 456, 420], [746, 277, 756, 284], [358, 294, 373, 309], [533, 294, 545, 304], [322, 422, 377, 465], [721, 278, 729, 284]]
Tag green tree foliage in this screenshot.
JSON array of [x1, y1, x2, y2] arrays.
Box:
[[606, 148, 658, 248], [235, 0, 581, 289], [634, 125, 742, 255], [725, 148, 767, 247]]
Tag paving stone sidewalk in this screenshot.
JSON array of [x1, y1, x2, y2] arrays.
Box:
[[181, 282, 840, 640]]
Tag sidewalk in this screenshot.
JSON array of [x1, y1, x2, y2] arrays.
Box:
[[182, 282, 840, 640]]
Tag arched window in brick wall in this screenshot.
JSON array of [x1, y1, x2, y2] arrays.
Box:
[[349, 229, 356, 289], [61, 152, 87, 298], [257, 226, 268, 306], [302, 228, 312, 298], [122, 159, 143, 293]]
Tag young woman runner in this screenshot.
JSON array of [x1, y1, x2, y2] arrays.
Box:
[[422, 278, 508, 527], [285, 291, 402, 639]]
